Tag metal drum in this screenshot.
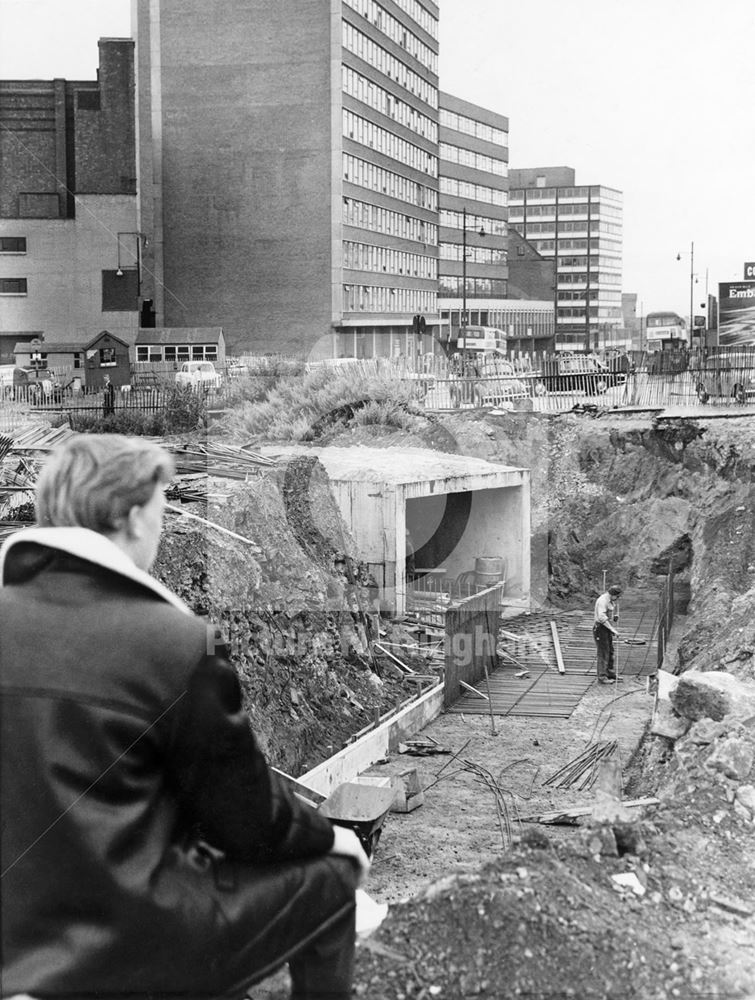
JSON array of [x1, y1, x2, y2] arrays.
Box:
[[475, 556, 504, 590]]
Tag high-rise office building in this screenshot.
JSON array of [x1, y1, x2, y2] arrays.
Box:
[[509, 167, 623, 351], [135, 0, 440, 358]]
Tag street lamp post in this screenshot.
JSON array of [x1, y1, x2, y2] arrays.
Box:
[[676, 241, 694, 346]]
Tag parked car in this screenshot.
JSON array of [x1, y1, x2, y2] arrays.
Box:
[[473, 358, 529, 406], [535, 353, 627, 395], [225, 359, 250, 378], [175, 360, 222, 390], [694, 353, 755, 403]]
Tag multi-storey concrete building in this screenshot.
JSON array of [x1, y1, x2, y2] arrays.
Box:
[[508, 166, 623, 351], [0, 40, 141, 362], [438, 96, 553, 355], [135, 0, 440, 359]]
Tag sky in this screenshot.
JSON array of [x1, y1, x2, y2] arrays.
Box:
[[2, 0, 755, 319]]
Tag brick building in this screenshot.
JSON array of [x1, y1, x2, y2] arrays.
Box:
[[134, 0, 440, 359], [0, 40, 143, 356]]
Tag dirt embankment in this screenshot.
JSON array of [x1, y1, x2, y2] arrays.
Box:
[[155, 454, 408, 775]]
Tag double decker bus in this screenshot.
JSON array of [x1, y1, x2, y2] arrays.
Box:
[[644, 311, 688, 351]]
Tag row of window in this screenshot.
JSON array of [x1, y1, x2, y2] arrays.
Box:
[[343, 0, 438, 72], [510, 202, 621, 219], [343, 240, 437, 279], [532, 238, 607, 253], [342, 66, 438, 142], [440, 208, 507, 237], [440, 107, 507, 146], [343, 153, 438, 210], [343, 109, 437, 176], [513, 185, 621, 203], [342, 21, 438, 108], [0, 237, 26, 253], [439, 176, 507, 207], [439, 276, 508, 298], [368, 0, 439, 39], [558, 289, 623, 302], [439, 142, 507, 177], [343, 283, 437, 313], [442, 309, 553, 338], [439, 244, 507, 264], [557, 306, 623, 320], [343, 196, 438, 244], [0, 278, 27, 294], [516, 221, 621, 235], [559, 255, 622, 269], [558, 271, 622, 285], [135, 345, 219, 363]]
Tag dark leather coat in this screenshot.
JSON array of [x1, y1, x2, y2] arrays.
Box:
[[0, 538, 337, 996]]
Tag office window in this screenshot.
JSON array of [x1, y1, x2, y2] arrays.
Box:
[[0, 278, 27, 294], [0, 237, 27, 253], [99, 348, 117, 367]]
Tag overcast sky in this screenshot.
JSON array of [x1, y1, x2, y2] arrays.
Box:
[[3, 0, 755, 319]]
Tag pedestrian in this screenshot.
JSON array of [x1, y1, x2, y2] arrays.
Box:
[[593, 584, 622, 684], [102, 373, 115, 416], [0, 434, 369, 999]]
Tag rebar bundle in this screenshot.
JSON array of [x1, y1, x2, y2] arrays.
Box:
[[543, 740, 618, 791]]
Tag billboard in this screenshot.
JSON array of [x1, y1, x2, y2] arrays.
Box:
[[718, 281, 755, 346]]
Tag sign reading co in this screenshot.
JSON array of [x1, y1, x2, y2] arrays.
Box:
[[744, 262, 755, 280]]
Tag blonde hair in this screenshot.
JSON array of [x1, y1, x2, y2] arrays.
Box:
[[36, 435, 174, 534]]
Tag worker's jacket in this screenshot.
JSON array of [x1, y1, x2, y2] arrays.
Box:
[[0, 528, 338, 996]]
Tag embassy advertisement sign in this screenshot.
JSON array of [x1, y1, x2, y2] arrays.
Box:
[[719, 281, 755, 346]]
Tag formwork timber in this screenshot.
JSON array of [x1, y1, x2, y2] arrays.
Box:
[[450, 600, 658, 718]]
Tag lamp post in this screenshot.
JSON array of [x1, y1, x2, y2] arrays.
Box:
[[676, 240, 694, 346], [461, 207, 485, 343]]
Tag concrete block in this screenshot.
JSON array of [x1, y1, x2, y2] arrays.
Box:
[[390, 767, 424, 813]]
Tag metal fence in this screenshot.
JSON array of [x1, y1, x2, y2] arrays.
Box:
[[3, 349, 755, 424]]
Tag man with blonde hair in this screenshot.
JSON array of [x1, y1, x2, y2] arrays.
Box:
[[0, 434, 368, 1000]]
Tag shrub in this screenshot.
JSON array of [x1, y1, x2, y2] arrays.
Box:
[[222, 367, 425, 442]]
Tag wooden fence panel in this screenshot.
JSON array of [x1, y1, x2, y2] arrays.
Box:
[[443, 583, 503, 707]]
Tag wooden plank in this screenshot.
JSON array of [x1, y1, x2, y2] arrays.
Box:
[[459, 679, 489, 701], [519, 797, 660, 824], [550, 620, 565, 674]]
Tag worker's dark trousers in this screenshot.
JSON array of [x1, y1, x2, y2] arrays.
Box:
[[592, 623, 616, 679]]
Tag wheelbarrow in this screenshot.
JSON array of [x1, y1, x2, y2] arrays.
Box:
[[318, 782, 397, 857]]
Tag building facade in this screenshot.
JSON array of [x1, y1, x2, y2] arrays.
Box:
[[135, 0, 440, 359], [437, 92, 509, 348], [509, 167, 623, 351], [0, 40, 141, 361]]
